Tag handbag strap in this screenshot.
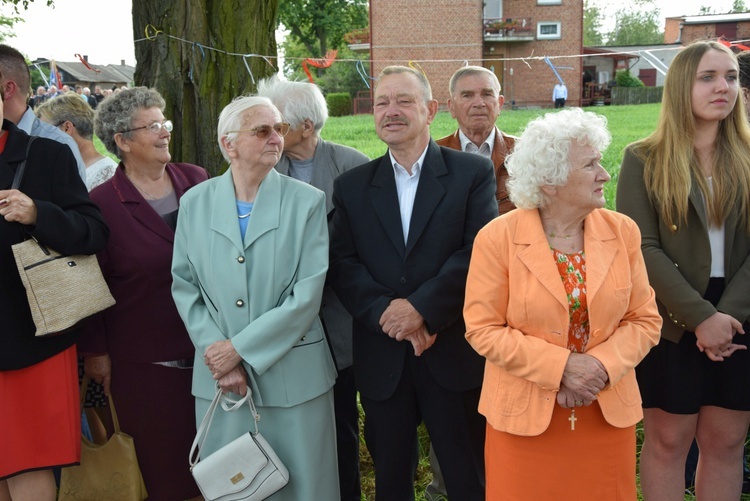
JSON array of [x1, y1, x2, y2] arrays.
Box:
[[11, 136, 37, 190], [189, 385, 260, 469], [79, 375, 122, 435]]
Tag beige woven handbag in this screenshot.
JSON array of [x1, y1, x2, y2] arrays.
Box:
[[12, 237, 115, 336], [10, 136, 115, 336]]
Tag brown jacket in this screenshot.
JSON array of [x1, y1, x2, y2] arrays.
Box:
[[436, 127, 517, 215]]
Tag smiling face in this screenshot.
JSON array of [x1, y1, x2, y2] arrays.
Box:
[[373, 71, 437, 151], [546, 142, 611, 214], [447, 73, 503, 139], [691, 48, 739, 126], [119, 106, 171, 168]]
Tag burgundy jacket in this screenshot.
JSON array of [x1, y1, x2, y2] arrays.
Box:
[[79, 162, 208, 362], [436, 127, 517, 215]]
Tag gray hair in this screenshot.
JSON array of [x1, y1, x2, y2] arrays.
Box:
[[217, 96, 280, 163], [94, 87, 165, 157], [506, 107, 611, 209], [256, 75, 328, 132], [376, 65, 433, 103], [35, 93, 95, 140], [448, 65, 501, 95]]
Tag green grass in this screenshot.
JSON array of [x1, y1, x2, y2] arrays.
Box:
[[323, 104, 749, 501]]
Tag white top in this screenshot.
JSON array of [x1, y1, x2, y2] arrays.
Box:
[[459, 128, 495, 159], [706, 177, 725, 277], [553, 84, 568, 100], [390, 146, 428, 244], [85, 156, 118, 191]]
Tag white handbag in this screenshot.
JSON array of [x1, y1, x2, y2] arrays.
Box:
[[190, 386, 289, 501]]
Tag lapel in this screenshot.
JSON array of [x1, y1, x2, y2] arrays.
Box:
[[210, 168, 282, 252], [688, 177, 708, 234], [491, 127, 510, 171], [111, 163, 190, 244], [0, 121, 35, 190], [370, 154, 406, 255], [406, 141, 446, 255], [515, 209, 568, 310], [581, 210, 617, 304]]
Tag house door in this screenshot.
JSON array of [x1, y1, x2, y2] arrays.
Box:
[[639, 68, 656, 87], [483, 59, 506, 97]]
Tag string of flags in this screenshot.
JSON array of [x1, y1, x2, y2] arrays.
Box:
[[38, 24, 750, 90]]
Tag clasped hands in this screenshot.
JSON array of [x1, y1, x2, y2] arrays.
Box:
[[556, 353, 608, 409], [204, 340, 247, 396], [694, 312, 746, 362], [379, 298, 435, 356]]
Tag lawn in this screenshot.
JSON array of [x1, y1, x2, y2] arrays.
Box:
[[321, 103, 750, 501]]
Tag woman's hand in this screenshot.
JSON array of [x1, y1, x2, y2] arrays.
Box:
[[0, 189, 37, 225], [695, 312, 746, 361], [84, 354, 112, 395], [217, 365, 248, 396], [556, 384, 594, 409], [561, 353, 608, 402], [204, 339, 243, 379]]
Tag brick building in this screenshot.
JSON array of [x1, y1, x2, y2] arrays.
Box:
[[367, 0, 584, 108], [664, 12, 750, 45]]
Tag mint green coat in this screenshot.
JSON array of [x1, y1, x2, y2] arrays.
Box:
[[172, 168, 338, 499]]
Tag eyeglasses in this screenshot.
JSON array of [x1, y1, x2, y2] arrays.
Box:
[[120, 120, 173, 134], [227, 122, 290, 139]]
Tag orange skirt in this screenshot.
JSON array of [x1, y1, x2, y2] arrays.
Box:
[[486, 402, 636, 501], [0, 345, 80, 479]]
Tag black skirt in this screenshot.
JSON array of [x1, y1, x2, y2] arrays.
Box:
[[637, 278, 750, 413]]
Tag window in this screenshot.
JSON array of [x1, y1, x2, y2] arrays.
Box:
[[537, 22, 561, 40], [537, 0, 562, 4]]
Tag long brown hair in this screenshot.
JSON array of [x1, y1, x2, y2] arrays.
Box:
[[631, 40, 750, 231]]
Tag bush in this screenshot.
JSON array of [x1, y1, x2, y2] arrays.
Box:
[[327, 92, 352, 117], [615, 69, 645, 88]]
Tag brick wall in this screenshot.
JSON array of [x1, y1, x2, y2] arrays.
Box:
[[370, 0, 484, 107], [370, 0, 583, 109]]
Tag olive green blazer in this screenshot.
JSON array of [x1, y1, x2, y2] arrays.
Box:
[[617, 145, 750, 343]]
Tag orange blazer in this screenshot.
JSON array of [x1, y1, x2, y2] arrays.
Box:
[[464, 208, 661, 436]]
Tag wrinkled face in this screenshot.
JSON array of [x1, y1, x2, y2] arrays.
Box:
[[691, 48, 739, 125], [119, 107, 171, 166], [549, 142, 610, 212], [373, 72, 436, 149], [225, 105, 285, 170], [447, 73, 503, 136]]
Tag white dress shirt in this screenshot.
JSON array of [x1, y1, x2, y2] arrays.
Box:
[[390, 146, 428, 244]]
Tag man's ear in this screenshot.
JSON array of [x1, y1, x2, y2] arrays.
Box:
[[301, 119, 315, 138]]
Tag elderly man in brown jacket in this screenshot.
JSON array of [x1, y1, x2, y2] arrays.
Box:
[[436, 65, 517, 216]]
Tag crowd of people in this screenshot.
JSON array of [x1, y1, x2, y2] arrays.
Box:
[[29, 83, 125, 111], [0, 37, 748, 501]]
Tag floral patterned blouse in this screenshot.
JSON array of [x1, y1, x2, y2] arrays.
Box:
[[553, 249, 589, 353]]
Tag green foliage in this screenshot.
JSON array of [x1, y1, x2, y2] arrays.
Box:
[[584, 0, 604, 46], [731, 0, 747, 12], [278, 0, 368, 58], [282, 39, 370, 97], [606, 0, 664, 46], [326, 92, 352, 117], [2, 0, 53, 14], [616, 69, 646, 88]]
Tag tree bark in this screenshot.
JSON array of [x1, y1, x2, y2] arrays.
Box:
[[132, 0, 278, 176]]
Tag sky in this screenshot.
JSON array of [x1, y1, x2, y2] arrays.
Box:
[[0, 0, 743, 69]]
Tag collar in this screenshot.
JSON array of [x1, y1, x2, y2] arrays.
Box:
[[389, 144, 429, 176], [17, 107, 35, 134], [458, 127, 496, 154]]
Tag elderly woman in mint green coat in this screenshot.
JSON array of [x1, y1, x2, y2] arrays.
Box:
[[171, 96, 339, 500]]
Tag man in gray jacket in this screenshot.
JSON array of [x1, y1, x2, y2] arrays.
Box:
[[258, 76, 369, 501]]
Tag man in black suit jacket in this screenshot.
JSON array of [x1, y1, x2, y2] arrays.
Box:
[[330, 66, 497, 500]]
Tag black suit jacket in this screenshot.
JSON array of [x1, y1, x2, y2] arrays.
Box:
[[0, 120, 108, 370], [330, 140, 497, 400]]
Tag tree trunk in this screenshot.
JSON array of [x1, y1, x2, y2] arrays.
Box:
[[132, 0, 278, 176]]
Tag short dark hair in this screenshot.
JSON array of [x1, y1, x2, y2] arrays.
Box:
[[0, 44, 30, 93]]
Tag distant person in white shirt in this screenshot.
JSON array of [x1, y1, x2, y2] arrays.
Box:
[[553, 82, 568, 108]]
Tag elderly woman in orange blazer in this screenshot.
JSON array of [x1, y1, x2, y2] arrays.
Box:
[[464, 107, 662, 500]]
